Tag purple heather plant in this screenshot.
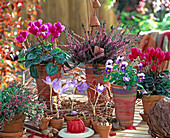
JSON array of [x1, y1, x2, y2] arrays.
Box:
[[64, 20, 139, 74], [0, 81, 46, 131]]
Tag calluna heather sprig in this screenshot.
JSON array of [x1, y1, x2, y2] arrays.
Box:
[[64, 20, 139, 74]]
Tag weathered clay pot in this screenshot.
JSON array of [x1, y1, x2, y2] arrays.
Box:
[[0, 129, 26, 138], [50, 117, 64, 130], [64, 113, 78, 125], [3, 114, 25, 133], [91, 120, 101, 133], [82, 119, 91, 127], [39, 117, 50, 130], [97, 123, 112, 138]]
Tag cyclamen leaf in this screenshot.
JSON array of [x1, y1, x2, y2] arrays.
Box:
[[55, 53, 67, 64], [45, 62, 58, 76], [30, 65, 39, 79], [27, 53, 37, 60], [40, 54, 53, 61], [25, 61, 33, 68], [49, 48, 61, 55]]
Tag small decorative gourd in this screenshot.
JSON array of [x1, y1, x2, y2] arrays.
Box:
[[67, 119, 85, 133]]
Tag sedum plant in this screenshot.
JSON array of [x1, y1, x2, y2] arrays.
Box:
[[0, 81, 46, 131], [17, 19, 72, 79], [64, 20, 139, 74]]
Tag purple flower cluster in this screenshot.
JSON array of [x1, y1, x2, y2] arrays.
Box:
[[16, 19, 65, 44]]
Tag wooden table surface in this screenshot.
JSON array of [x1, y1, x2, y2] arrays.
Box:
[[23, 95, 152, 138]]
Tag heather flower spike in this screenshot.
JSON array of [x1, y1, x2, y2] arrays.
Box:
[[120, 61, 128, 72]]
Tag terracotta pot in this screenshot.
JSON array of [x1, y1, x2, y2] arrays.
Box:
[[39, 117, 50, 130], [36, 65, 61, 108], [79, 114, 91, 120], [111, 84, 137, 127], [64, 113, 78, 125], [50, 117, 64, 130], [85, 64, 110, 103], [46, 111, 57, 118], [82, 119, 91, 127], [0, 129, 26, 138], [91, 120, 101, 133], [3, 114, 25, 133], [142, 95, 165, 115], [97, 123, 112, 138]]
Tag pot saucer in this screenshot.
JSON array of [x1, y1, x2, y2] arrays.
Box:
[[58, 127, 94, 138]]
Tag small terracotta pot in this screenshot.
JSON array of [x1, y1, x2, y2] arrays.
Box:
[[91, 120, 101, 133], [79, 114, 91, 120], [64, 113, 78, 125], [82, 119, 91, 127], [0, 129, 26, 138], [50, 117, 64, 130], [39, 117, 50, 130], [3, 114, 25, 133], [46, 111, 57, 118], [97, 123, 112, 138]]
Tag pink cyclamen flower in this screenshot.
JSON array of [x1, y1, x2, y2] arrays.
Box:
[[19, 31, 29, 39], [54, 22, 65, 33], [34, 19, 43, 27], [16, 35, 26, 43], [151, 65, 157, 72], [28, 25, 39, 36]]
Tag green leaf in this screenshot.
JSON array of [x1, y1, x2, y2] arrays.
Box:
[[127, 85, 132, 90], [30, 65, 39, 79], [109, 78, 114, 83], [45, 62, 58, 76], [40, 54, 53, 62], [27, 53, 37, 60], [103, 76, 110, 81], [49, 48, 61, 55], [64, 62, 72, 69], [25, 61, 33, 68], [18, 57, 25, 61], [145, 83, 153, 88], [112, 64, 117, 70], [27, 46, 35, 52], [55, 53, 67, 64]]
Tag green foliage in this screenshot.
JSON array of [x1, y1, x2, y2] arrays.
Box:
[[0, 82, 46, 131], [19, 42, 70, 78], [138, 70, 170, 97]]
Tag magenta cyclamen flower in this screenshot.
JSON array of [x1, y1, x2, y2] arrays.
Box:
[[19, 31, 29, 39], [137, 73, 145, 82], [28, 24, 39, 36], [34, 19, 43, 27], [96, 83, 106, 93], [54, 22, 65, 33], [119, 61, 128, 72], [16, 35, 26, 43], [77, 82, 90, 93], [52, 79, 70, 95], [42, 76, 58, 86], [105, 59, 113, 66], [116, 56, 124, 64], [105, 65, 112, 74], [123, 76, 130, 82]]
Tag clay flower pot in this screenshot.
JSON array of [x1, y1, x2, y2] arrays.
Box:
[[39, 117, 50, 130], [0, 129, 26, 138], [97, 123, 112, 138], [50, 117, 64, 130], [91, 120, 101, 133], [82, 119, 91, 127], [3, 114, 25, 133], [64, 113, 78, 125]]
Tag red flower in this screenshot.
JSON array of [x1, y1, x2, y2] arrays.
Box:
[[125, 125, 136, 130], [151, 65, 157, 72], [128, 53, 134, 61], [109, 132, 116, 136], [165, 51, 170, 60]]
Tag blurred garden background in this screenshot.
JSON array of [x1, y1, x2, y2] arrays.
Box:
[[0, 0, 170, 88]]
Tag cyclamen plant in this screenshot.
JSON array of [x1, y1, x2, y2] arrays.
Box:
[[0, 82, 46, 131], [104, 57, 145, 90], [129, 47, 170, 97], [16, 19, 72, 79], [64, 20, 139, 74]]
